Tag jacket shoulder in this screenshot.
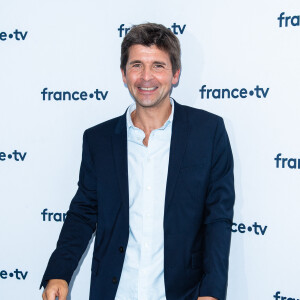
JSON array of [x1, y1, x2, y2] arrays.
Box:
[[180, 103, 223, 125], [84, 115, 124, 139]]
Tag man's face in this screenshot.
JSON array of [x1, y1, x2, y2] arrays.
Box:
[[121, 44, 180, 108]]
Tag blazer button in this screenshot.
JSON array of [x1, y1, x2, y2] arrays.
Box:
[[119, 246, 124, 253], [112, 276, 118, 284]]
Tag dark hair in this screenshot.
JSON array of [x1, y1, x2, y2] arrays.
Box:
[[120, 23, 181, 75]]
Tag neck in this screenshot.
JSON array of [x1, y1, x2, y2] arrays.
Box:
[[131, 98, 172, 135]]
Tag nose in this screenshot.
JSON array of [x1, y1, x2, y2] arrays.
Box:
[[141, 66, 154, 81]]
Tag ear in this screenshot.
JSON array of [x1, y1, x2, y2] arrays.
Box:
[[171, 69, 181, 85], [121, 68, 127, 85]]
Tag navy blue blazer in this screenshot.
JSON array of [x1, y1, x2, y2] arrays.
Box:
[[41, 100, 235, 300]]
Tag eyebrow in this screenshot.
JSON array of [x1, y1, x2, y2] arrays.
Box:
[[129, 60, 142, 65], [128, 60, 167, 66], [153, 61, 167, 65]]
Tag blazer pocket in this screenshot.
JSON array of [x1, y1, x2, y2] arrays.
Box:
[[191, 251, 203, 270], [91, 257, 100, 275]]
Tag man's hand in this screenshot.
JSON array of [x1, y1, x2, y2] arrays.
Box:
[[42, 279, 68, 300], [197, 297, 217, 300]]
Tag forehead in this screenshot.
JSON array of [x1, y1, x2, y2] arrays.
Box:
[[127, 44, 171, 64]]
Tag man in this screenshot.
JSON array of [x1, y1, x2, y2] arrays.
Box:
[[41, 23, 234, 300]]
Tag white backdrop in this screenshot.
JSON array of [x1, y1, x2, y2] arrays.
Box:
[[0, 0, 299, 299]]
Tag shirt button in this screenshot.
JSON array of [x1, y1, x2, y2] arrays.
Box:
[[112, 276, 118, 284], [119, 246, 124, 253], [146, 186, 151, 190]]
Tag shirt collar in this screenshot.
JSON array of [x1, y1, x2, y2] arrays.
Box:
[[126, 98, 174, 130]]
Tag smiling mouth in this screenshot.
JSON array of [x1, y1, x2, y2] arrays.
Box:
[[138, 87, 158, 91]]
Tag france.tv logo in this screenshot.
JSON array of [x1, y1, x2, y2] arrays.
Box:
[[0, 268, 28, 280], [232, 221, 267, 236], [274, 153, 300, 169], [118, 23, 186, 37], [41, 208, 67, 222], [278, 12, 300, 27], [41, 88, 109, 101], [0, 150, 27, 162], [274, 291, 299, 300], [199, 85, 269, 100], [0, 29, 28, 41]]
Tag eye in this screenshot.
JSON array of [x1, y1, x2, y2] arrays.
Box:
[[154, 64, 164, 69], [132, 63, 141, 68]]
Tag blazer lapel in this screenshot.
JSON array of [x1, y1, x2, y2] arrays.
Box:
[[111, 101, 189, 226], [111, 112, 129, 222], [164, 100, 189, 213]]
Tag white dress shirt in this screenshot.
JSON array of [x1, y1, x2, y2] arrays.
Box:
[[114, 98, 174, 300]]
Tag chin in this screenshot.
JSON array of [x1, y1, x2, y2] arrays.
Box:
[[135, 98, 159, 108]]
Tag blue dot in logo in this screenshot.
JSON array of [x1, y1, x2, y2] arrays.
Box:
[[8, 154, 12, 159], [9, 273, 13, 277], [247, 226, 252, 232], [89, 93, 94, 98], [9, 34, 13, 39], [249, 90, 254, 96]]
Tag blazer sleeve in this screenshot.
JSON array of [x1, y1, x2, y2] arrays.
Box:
[[198, 118, 235, 300], [40, 130, 98, 289]]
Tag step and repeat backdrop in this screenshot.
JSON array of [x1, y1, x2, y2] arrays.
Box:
[[0, 0, 299, 299]]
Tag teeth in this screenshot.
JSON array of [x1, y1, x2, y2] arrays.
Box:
[[139, 87, 156, 91]]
